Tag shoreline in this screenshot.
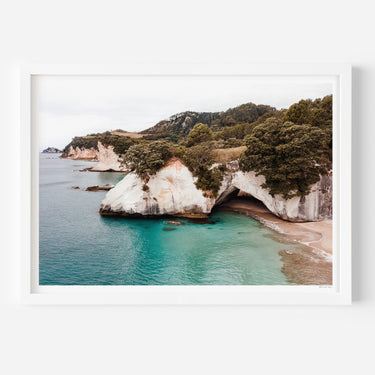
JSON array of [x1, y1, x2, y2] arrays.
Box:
[[218, 199, 332, 285]]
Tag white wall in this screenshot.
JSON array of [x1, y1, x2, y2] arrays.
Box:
[[0, 1, 373, 374]]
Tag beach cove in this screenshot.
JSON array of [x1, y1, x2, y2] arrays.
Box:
[[219, 199, 332, 285]]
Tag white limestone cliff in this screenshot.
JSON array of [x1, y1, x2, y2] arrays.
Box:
[[100, 159, 214, 218], [66, 145, 97, 160], [216, 166, 332, 222], [91, 142, 127, 172], [99, 159, 332, 222], [63, 142, 127, 172]]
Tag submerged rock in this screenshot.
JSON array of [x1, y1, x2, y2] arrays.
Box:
[[79, 167, 93, 172], [187, 218, 216, 225], [167, 220, 185, 226], [163, 227, 176, 231]]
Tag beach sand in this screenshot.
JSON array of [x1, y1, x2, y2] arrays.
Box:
[[218, 199, 332, 285]]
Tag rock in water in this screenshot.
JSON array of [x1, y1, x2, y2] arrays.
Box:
[[42, 147, 62, 153], [86, 184, 114, 191], [167, 220, 185, 226]]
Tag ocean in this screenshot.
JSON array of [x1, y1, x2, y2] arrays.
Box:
[[39, 153, 301, 285]]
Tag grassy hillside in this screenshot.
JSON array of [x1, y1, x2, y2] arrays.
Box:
[[212, 146, 246, 163]]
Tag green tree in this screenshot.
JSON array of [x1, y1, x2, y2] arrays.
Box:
[[123, 140, 173, 179], [183, 143, 214, 173], [185, 123, 213, 147], [239, 117, 331, 198], [311, 95, 332, 128], [211, 103, 276, 128], [284, 99, 313, 125], [182, 143, 223, 197]]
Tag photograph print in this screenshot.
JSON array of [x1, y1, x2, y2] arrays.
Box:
[[36, 74, 333, 286]]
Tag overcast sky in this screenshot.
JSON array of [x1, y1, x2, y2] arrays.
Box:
[[33, 75, 333, 150]]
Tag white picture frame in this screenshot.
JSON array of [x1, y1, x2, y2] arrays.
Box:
[[20, 63, 352, 305]]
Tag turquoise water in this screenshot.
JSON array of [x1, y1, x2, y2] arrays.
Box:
[[39, 153, 300, 285]]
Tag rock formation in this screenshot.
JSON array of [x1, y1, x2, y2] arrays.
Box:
[[99, 159, 332, 222], [42, 147, 62, 153], [100, 159, 214, 218], [86, 184, 114, 191], [62, 141, 127, 172], [90, 142, 127, 172], [215, 161, 332, 222], [64, 145, 97, 160]]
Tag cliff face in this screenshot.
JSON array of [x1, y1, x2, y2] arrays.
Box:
[[100, 159, 332, 222], [65, 145, 97, 160], [216, 162, 332, 222], [91, 142, 127, 172], [63, 142, 127, 172], [100, 159, 214, 218]]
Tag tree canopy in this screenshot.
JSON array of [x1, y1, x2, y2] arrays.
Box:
[[63, 133, 140, 155], [182, 143, 225, 197], [239, 117, 331, 198], [123, 140, 173, 180], [284, 96, 332, 129], [185, 123, 213, 147]]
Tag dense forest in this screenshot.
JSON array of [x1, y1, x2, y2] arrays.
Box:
[[63, 96, 332, 199]]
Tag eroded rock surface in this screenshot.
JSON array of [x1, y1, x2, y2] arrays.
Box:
[[100, 159, 214, 218], [62, 142, 127, 172], [99, 159, 332, 222]]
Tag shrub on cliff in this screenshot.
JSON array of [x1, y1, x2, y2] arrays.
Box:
[[239, 117, 331, 198], [123, 140, 173, 179], [100, 134, 140, 155], [185, 123, 213, 147], [195, 166, 224, 198], [182, 143, 224, 197], [63, 133, 140, 155], [183, 143, 214, 171], [63, 136, 99, 153]]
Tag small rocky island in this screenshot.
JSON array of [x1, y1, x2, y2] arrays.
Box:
[[42, 147, 62, 153]]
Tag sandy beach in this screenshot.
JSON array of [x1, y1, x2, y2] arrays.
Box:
[[219, 199, 333, 285]]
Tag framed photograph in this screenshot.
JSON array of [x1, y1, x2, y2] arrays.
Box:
[[20, 63, 351, 305]]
